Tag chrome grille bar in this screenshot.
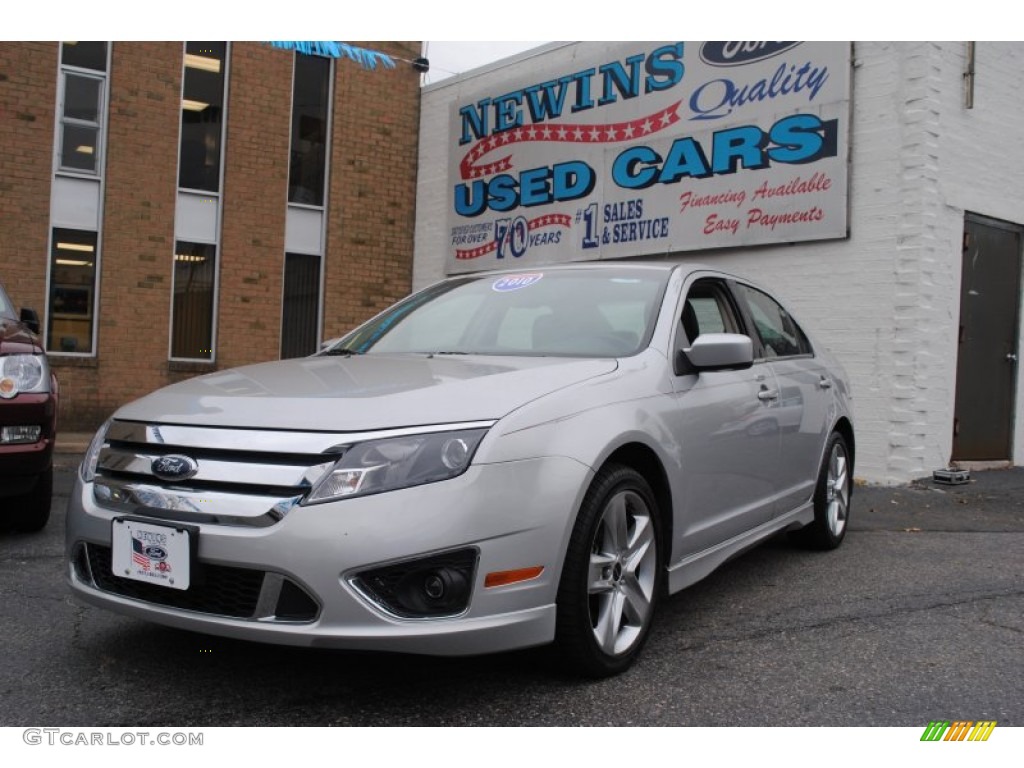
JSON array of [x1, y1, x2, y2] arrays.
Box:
[[97, 446, 334, 489]]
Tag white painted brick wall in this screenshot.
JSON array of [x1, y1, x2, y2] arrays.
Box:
[[414, 42, 1024, 484]]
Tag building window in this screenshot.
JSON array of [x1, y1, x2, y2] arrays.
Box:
[[47, 228, 97, 354], [171, 241, 216, 360], [288, 53, 331, 206], [179, 42, 226, 192], [281, 253, 321, 358], [61, 41, 107, 71], [58, 42, 108, 174]]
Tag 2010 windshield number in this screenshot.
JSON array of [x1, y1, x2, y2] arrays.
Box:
[[494, 216, 529, 259]]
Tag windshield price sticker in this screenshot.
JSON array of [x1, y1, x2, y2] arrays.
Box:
[[111, 519, 191, 590]]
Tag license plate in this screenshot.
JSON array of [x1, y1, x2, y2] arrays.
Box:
[[111, 519, 191, 590]]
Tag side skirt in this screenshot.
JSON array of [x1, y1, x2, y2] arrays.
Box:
[[665, 502, 814, 595]]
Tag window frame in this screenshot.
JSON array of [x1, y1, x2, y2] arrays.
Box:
[[287, 52, 333, 208], [170, 42, 230, 363], [47, 43, 110, 359], [169, 239, 219, 362], [176, 41, 229, 195], [279, 51, 333, 359], [54, 43, 110, 178], [45, 227, 100, 355], [280, 252, 323, 359]]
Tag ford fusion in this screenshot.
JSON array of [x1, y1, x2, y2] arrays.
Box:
[[66, 262, 853, 676]]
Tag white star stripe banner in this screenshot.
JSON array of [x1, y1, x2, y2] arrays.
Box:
[[444, 42, 851, 272]]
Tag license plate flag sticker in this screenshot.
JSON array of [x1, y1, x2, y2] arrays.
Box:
[[112, 519, 190, 590], [131, 537, 151, 570]]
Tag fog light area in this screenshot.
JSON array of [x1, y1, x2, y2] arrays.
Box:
[[1, 425, 42, 444], [351, 548, 478, 619]]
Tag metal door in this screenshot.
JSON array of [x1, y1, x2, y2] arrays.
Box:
[[952, 214, 1022, 461]]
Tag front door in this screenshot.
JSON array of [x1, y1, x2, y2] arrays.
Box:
[[669, 278, 781, 558], [952, 214, 1022, 461]]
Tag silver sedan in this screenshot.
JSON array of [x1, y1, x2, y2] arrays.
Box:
[[66, 262, 853, 676]]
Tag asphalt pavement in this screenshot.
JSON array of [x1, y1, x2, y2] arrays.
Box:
[[1, 454, 1021, 726]]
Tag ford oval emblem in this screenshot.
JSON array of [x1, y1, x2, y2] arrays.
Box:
[[144, 545, 168, 561], [151, 454, 199, 482], [700, 41, 801, 67]]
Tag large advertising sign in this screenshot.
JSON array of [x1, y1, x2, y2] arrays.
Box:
[[445, 41, 850, 272]]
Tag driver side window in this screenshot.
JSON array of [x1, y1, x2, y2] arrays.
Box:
[[681, 279, 740, 346]]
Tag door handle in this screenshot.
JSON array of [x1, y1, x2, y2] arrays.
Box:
[[1008, 353, 1018, 363], [818, 376, 833, 390], [758, 387, 779, 402]]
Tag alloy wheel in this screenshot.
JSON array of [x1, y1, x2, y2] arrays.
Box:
[[587, 490, 657, 656], [826, 443, 850, 538]]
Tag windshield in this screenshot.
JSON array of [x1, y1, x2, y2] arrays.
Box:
[[329, 268, 669, 358], [0, 284, 16, 321]]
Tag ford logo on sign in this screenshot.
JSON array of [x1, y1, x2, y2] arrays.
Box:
[[151, 454, 199, 482], [144, 545, 168, 561], [700, 41, 801, 67]]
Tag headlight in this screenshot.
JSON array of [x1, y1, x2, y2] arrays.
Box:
[[0, 354, 49, 398], [80, 418, 112, 483], [305, 428, 488, 504]]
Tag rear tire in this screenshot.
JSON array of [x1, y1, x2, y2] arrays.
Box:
[[555, 464, 661, 677], [798, 432, 851, 550], [11, 467, 52, 533]]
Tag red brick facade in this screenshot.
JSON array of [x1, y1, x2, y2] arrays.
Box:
[[0, 41, 421, 431], [0, 43, 56, 313], [326, 42, 422, 341]]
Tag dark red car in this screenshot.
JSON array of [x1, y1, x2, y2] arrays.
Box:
[[0, 283, 58, 531]]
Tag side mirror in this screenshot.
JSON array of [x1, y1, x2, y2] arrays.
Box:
[[679, 333, 753, 373], [19, 307, 41, 335]]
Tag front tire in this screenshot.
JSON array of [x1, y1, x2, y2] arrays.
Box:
[[555, 464, 661, 677], [11, 466, 53, 533]]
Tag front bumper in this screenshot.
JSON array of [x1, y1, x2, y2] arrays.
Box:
[[66, 456, 591, 655], [0, 392, 56, 496]]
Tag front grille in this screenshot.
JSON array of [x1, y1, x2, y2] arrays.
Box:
[[90, 420, 347, 526], [81, 543, 319, 623], [86, 544, 264, 618]]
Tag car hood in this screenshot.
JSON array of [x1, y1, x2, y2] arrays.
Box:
[[0, 317, 42, 355], [114, 354, 619, 431]]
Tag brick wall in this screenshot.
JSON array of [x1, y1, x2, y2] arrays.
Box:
[[0, 43, 57, 313], [217, 42, 291, 371], [84, 42, 182, 426], [0, 41, 421, 432], [324, 42, 420, 340]]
